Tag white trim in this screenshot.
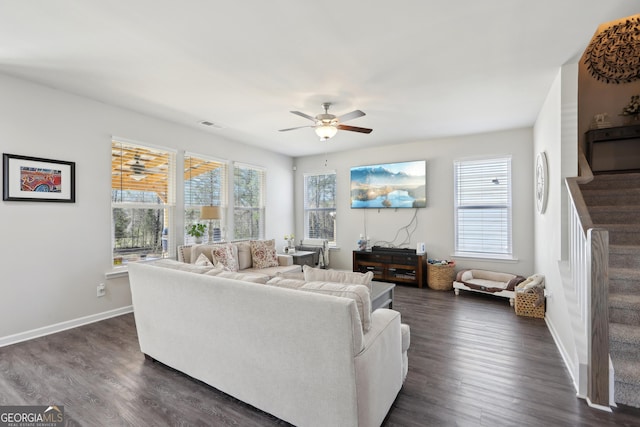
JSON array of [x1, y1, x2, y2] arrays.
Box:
[[586, 398, 613, 412], [0, 306, 133, 348], [545, 315, 580, 396]]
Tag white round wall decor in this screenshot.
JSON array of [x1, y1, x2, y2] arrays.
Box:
[[535, 151, 548, 214]]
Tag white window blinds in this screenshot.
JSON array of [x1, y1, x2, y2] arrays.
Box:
[[184, 153, 227, 243], [233, 163, 265, 240], [304, 172, 337, 244], [453, 157, 512, 257], [111, 140, 176, 264]]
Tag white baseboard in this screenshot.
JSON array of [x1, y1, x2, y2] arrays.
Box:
[[0, 305, 133, 348], [545, 316, 580, 395]]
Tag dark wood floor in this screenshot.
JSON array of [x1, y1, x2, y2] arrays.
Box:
[[1, 286, 639, 426]]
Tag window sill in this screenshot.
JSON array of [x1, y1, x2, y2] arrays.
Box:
[[452, 252, 519, 263], [105, 257, 164, 279], [105, 268, 128, 279]]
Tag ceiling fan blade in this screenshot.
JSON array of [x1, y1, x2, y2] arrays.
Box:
[[290, 111, 316, 122], [338, 124, 373, 134], [279, 125, 313, 132], [337, 110, 365, 123]]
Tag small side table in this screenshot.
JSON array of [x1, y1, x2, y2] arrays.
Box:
[[371, 281, 395, 310], [283, 250, 316, 267]]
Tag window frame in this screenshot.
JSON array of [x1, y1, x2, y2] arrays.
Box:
[[111, 139, 176, 266], [184, 152, 228, 244], [303, 171, 337, 246], [453, 156, 513, 260], [232, 162, 265, 241]]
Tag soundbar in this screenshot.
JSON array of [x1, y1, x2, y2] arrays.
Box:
[[371, 246, 416, 254]]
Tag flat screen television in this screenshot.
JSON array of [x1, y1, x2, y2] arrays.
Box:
[[350, 160, 426, 208]]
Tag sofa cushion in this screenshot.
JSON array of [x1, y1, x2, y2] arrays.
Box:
[[190, 243, 231, 264], [265, 276, 307, 289], [301, 281, 372, 332], [236, 241, 253, 270], [276, 270, 305, 280], [243, 264, 301, 278], [303, 265, 374, 290], [250, 239, 279, 269], [150, 258, 213, 274], [205, 268, 269, 284], [211, 243, 239, 272], [266, 277, 371, 332], [194, 253, 214, 267]]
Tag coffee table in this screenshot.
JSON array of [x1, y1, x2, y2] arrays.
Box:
[[371, 281, 395, 310]]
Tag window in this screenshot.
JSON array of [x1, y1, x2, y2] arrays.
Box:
[[453, 156, 512, 258], [304, 172, 337, 245], [184, 153, 227, 244], [111, 140, 176, 265], [233, 163, 265, 240]]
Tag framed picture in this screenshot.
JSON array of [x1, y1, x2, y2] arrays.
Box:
[[3, 153, 76, 202]]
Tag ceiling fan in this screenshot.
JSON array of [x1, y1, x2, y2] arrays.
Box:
[[279, 102, 373, 141], [113, 154, 166, 181]]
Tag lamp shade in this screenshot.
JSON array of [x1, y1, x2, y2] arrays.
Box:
[[200, 205, 222, 220], [315, 124, 338, 141]]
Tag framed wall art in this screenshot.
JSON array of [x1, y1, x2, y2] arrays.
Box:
[[535, 151, 548, 214], [3, 153, 76, 202]]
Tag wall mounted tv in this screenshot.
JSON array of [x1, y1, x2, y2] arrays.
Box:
[[350, 160, 426, 208]]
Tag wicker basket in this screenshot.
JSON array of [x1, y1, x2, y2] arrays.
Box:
[[427, 262, 456, 290], [515, 292, 545, 318]]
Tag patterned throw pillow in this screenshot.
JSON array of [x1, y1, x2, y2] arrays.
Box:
[[250, 240, 279, 269], [194, 253, 214, 267], [211, 244, 239, 272]]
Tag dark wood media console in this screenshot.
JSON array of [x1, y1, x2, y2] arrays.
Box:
[[353, 249, 427, 288]]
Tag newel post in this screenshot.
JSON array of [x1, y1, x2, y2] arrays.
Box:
[[587, 228, 609, 408]]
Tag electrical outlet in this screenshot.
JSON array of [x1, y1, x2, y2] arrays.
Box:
[[97, 283, 106, 297]]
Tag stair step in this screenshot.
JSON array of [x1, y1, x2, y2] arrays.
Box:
[[610, 322, 640, 352], [609, 293, 640, 326], [613, 354, 640, 408], [610, 268, 640, 293], [593, 224, 640, 245], [580, 172, 640, 190], [589, 205, 640, 224], [610, 245, 640, 269], [582, 188, 640, 206]]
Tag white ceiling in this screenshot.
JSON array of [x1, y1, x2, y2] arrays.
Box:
[[1, 1, 638, 157]]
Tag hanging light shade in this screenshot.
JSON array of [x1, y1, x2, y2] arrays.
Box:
[[315, 124, 338, 141]]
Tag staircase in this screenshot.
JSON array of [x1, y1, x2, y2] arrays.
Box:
[[580, 173, 640, 408]]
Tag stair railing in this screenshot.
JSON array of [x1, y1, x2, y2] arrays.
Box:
[[565, 147, 610, 409]]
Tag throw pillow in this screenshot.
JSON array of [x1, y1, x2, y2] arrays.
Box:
[[211, 244, 239, 272], [194, 253, 214, 267], [189, 244, 218, 264], [250, 240, 279, 269], [303, 265, 374, 289], [301, 281, 372, 332]]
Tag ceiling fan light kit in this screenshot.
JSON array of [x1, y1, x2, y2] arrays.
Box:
[[280, 102, 372, 141], [315, 124, 338, 141]]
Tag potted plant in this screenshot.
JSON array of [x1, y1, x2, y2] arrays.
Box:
[[187, 223, 207, 243]]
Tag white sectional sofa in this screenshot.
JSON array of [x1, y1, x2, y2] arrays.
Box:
[[178, 240, 301, 277], [128, 261, 410, 427]]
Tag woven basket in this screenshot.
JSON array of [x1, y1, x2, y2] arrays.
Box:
[[515, 292, 545, 318], [427, 262, 456, 290]]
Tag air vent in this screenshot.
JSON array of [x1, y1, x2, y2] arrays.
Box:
[[199, 120, 223, 128]]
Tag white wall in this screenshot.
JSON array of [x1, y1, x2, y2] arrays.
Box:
[[0, 72, 294, 342], [294, 128, 534, 275], [533, 64, 580, 389]]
